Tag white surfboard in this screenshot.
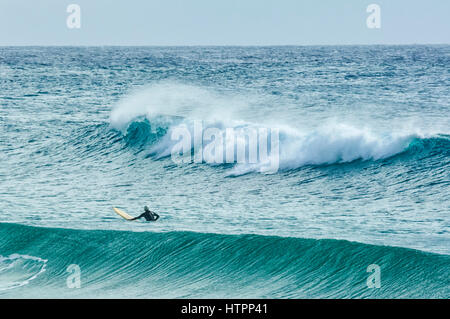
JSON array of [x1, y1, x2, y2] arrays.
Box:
[[113, 207, 134, 221]]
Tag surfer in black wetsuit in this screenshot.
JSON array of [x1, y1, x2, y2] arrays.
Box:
[[131, 206, 159, 221]]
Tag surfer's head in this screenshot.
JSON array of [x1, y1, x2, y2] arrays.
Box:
[[144, 206, 149, 212]]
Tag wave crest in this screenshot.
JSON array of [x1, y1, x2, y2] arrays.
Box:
[[109, 84, 446, 175]]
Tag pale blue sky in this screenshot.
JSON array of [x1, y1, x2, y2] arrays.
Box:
[[0, 0, 449, 45]]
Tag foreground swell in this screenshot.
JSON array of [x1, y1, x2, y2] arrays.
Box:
[[0, 223, 448, 298]]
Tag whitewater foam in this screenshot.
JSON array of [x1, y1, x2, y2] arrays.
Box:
[[109, 85, 421, 174], [0, 254, 47, 291]]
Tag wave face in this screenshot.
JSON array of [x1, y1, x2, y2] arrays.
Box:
[[1, 223, 448, 298]]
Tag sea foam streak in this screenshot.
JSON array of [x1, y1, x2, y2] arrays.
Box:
[[0, 254, 47, 291]]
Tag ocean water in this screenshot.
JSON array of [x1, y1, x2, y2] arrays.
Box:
[[0, 46, 449, 298]]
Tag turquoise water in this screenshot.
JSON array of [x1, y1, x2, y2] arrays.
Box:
[[0, 223, 448, 298], [0, 46, 449, 298]]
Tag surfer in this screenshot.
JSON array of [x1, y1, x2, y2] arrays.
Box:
[[131, 206, 160, 221]]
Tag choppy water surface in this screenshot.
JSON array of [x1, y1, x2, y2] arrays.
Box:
[[0, 46, 449, 297]]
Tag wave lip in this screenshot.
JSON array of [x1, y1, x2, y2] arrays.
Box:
[[279, 124, 416, 166], [113, 115, 428, 175]]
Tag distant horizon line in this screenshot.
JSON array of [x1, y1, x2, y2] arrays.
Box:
[[0, 43, 449, 47]]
